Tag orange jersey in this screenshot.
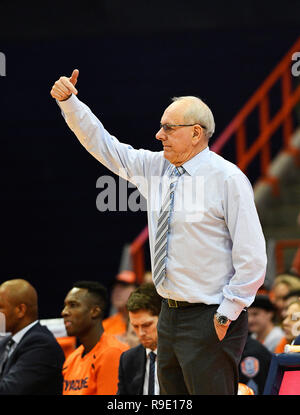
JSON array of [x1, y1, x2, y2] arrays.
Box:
[[103, 312, 127, 335], [57, 336, 76, 359], [274, 337, 288, 354], [62, 332, 128, 395]]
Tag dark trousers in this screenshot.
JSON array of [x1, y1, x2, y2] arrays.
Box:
[[157, 301, 248, 395]]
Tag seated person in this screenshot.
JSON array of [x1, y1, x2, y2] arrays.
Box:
[[117, 283, 161, 395], [248, 295, 284, 353], [281, 289, 300, 319], [116, 318, 140, 348], [276, 299, 300, 352], [239, 334, 272, 395], [61, 280, 128, 395], [103, 270, 137, 337], [270, 274, 300, 323], [0, 279, 65, 394]]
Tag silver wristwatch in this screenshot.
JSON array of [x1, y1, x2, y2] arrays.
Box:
[[215, 312, 231, 326]]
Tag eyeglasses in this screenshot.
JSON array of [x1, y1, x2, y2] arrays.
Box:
[[160, 123, 206, 133]]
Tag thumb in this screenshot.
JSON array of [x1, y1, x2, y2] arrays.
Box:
[[69, 69, 79, 86]]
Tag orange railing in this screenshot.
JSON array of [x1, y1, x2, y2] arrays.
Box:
[[129, 37, 300, 281], [129, 226, 149, 283], [211, 36, 300, 193], [275, 239, 300, 275]]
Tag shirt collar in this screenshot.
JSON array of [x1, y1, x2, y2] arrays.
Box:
[[12, 320, 39, 345], [182, 146, 210, 176], [145, 347, 157, 357]]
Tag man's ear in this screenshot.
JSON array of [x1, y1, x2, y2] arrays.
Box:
[[91, 306, 102, 319], [16, 303, 27, 319], [192, 125, 202, 144]]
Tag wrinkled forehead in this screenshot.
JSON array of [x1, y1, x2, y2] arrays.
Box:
[[161, 101, 189, 124]]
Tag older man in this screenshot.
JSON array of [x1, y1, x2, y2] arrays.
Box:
[[51, 70, 267, 395], [0, 279, 65, 394]]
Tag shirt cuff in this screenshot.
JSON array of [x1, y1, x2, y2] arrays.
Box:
[[56, 94, 80, 113], [217, 297, 245, 321]]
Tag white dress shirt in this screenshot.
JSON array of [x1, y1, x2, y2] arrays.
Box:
[[143, 348, 159, 395], [58, 95, 267, 321]]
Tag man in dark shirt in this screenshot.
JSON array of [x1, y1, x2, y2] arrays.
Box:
[[239, 334, 272, 395]]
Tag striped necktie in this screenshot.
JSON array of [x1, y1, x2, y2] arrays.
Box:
[[153, 166, 185, 288]]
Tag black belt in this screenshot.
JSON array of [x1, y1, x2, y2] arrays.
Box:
[[163, 298, 203, 308]]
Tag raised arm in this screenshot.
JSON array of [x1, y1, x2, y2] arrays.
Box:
[[50, 70, 166, 196], [50, 69, 79, 101]]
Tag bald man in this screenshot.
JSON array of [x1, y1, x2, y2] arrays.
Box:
[[51, 72, 267, 394], [0, 279, 65, 394]]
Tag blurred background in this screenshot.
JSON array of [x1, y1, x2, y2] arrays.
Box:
[[1, 0, 300, 318]]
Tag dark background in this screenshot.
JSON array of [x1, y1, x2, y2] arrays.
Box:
[[0, 1, 299, 318]]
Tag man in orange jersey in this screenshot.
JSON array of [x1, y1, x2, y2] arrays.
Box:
[[61, 281, 128, 395]]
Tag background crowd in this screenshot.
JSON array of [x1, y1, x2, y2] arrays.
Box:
[[1, 227, 300, 395]]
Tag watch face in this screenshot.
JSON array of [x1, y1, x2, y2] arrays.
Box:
[[217, 315, 228, 325]]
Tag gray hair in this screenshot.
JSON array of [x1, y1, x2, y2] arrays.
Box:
[[172, 96, 215, 140]]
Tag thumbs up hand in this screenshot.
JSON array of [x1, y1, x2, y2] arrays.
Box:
[[50, 69, 79, 101]]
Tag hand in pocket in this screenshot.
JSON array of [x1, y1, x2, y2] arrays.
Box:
[[213, 316, 230, 341]]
